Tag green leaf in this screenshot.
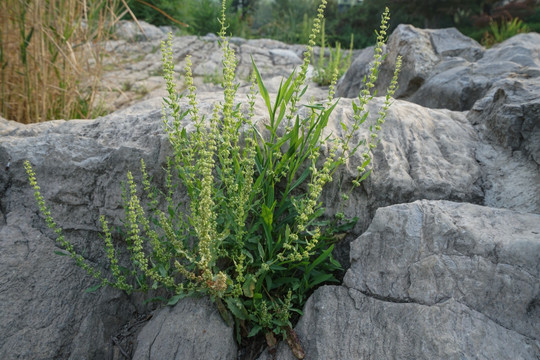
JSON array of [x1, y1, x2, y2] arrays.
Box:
[[308, 273, 334, 288], [143, 296, 168, 304], [289, 166, 311, 193], [307, 244, 334, 274], [358, 169, 372, 182], [248, 325, 263, 337], [252, 58, 272, 116], [167, 294, 183, 305], [243, 275, 257, 298], [258, 242, 265, 261], [225, 297, 249, 321], [216, 298, 233, 326], [261, 202, 275, 227], [54, 250, 69, 256], [85, 283, 102, 293]]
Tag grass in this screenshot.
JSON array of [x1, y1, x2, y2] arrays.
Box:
[[0, 0, 124, 123]]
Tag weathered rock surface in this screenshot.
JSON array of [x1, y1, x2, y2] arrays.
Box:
[[323, 98, 484, 237], [132, 297, 237, 360], [260, 201, 540, 360], [0, 111, 168, 359]]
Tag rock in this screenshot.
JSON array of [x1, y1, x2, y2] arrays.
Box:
[[467, 74, 540, 213], [115, 20, 168, 42], [337, 25, 480, 100], [468, 77, 540, 164], [98, 34, 316, 112], [410, 32, 540, 111], [2, 82, 535, 356], [338, 26, 540, 114], [322, 98, 484, 236], [260, 286, 539, 360], [0, 110, 168, 359], [132, 297, 237, 360], [261, 201, 540, 359], [345, 201, 540, 340]]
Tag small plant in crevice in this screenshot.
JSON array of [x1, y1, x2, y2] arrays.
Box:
[[25, 0, 401, 357]]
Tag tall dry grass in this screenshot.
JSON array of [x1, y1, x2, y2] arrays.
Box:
[[0, 0, 127, 123]]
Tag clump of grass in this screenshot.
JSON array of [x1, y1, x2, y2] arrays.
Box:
[[0, 0, 124, 123], [482, 17, 530, 47]]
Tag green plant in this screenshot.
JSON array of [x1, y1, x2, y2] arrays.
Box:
[[26, 0, 401, 355], [482, 17, 530, 47], [314, 19, 354, 86], [121, 80, 134, 92]]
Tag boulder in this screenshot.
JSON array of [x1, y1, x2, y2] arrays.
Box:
[[322, 98, 484, 237], [0, 109, 169, 359], [260, 201, 540, 359], [337, 26, 540, 113], [132, 297, 237, 360], [0, 91, 531, 358], [337, 24, 484, 101], [114, 20, 168, 42], [409, 32, 540, 111], [98, 34, 318, 111]]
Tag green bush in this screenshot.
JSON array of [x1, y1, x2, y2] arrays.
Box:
[[26, 0, 401, 354]]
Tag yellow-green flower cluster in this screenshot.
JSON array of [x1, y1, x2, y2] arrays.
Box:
[[24, 160, 106, 284], [286, 0, 328, 126]]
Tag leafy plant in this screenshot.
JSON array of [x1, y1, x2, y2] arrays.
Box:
[[313, 19, 354, 86], [25, 0, 401, 356], [482, 17, 530, 47]]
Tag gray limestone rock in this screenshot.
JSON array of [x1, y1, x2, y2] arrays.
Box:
[[0, 110, 168, 359], [132, 297, 237, 360], [338, 25, 540, 115], [322, 98, 484, 236], [344, 201, 540, 340], [259, 286, 539, 360], [115, 20, 168, 42], [260, 201, 540, 359], [337, 24, 481, 100]]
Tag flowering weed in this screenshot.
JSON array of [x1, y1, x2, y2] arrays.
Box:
[[25, 0, 401, 356]]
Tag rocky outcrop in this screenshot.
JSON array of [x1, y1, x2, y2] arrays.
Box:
[[1, 23, 539, 359]]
